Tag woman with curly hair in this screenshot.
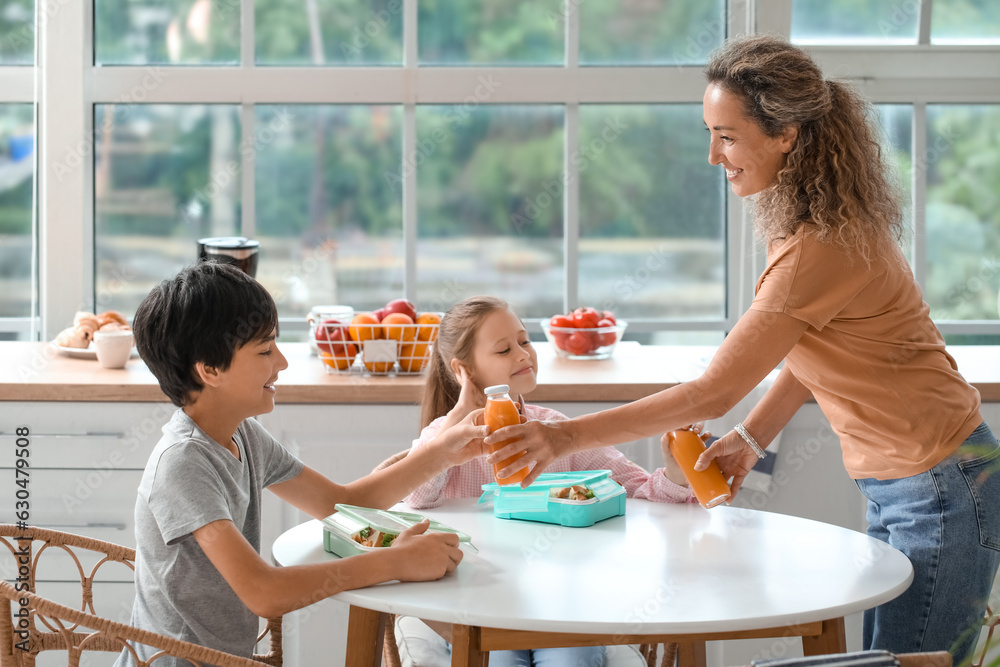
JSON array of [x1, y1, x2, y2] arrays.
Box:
[[483, 34, 999, 663]]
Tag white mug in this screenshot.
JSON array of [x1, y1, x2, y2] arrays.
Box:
[[93, 330, 134, 369]]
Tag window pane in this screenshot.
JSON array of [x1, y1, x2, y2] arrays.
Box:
[[254, 105, 403, 317], [416, 105, 564, 318], [931, 0, 1000, 44], [790, 0, 918, 44], [95, 0, 240, 65], [0, 104, 34, 318], [874, 104, 913, 261], [255, 0, 403, 65], [95, 105, 242, 314], [579, 105, 724, 321], [581, 0, 726, 65], [418, 1, 563, 65], [925, 105, 1000, 320], [0, 0, 33, 64]]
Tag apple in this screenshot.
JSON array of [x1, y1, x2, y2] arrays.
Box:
[[372, 307, 386, 322], [383, 298, 417, 322], [314, 318, 352, 356]]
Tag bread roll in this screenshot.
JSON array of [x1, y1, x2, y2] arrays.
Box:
[[97, 310, 128, 328], [55, 326, 90, 349], [73, 311, 100, 334], [98, 321, 131, 332]]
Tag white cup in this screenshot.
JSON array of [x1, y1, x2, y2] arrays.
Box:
[[93, 330, 134, 369]]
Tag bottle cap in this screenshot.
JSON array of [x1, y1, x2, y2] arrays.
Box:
[[484, 384, 510, 396]]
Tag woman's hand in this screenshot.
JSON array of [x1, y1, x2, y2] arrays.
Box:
[[694, 429, 759, 499], [484, 419, 573, 487]]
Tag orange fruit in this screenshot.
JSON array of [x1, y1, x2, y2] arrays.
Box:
[[416, 312, 441, 341], [399, 342, 429, 372], [349, 312, 382, 342], [382, 312, 416, 342], [363, 358, 394, 373], [320, 348, 356, 371]]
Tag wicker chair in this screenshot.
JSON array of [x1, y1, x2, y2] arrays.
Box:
[[0, 525, 282, 666], [973, 601, 1000, 667], [372, 449, 681, 667]]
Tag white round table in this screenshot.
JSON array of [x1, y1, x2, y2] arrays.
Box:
[[272, 499, 912, 667]]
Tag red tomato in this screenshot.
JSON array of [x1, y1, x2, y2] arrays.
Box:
[[601, 310, 616, 325], [550, 315, 573, 329], [566, 331, 596, 355], [552, 332, 571, 352], [572, 307, 601, 329], [596, 318, 617, 347]]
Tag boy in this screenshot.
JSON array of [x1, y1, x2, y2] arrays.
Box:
[[115, 262, 487, 666]]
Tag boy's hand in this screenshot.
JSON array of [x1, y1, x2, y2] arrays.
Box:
[[390, 519, 463, 581], [433, 409, 489, 467]]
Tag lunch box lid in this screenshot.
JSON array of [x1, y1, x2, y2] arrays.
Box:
[[478, 470, 625, 513], [322, 504, 476, 551]]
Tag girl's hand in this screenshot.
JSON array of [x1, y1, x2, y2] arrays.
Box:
[[694, 429, 759, 499], [447, 364, 485, 420], [483, 419, 572, 487], [434, 408, 489, 467], [688, 422, 712, 443], [658, 433, 689, 487], [390, 520, 463, 581]]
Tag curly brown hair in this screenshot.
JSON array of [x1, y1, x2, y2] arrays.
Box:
[[705, 34, 904, 262]]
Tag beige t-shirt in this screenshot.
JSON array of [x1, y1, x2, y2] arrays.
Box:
[[751, 227, 982, 480]]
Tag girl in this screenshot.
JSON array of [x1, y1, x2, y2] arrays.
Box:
[[398, 295, 694, 667]]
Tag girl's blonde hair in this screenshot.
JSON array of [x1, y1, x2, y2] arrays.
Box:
[[705, 34, 904, 262], [421, 296, 510, 429]]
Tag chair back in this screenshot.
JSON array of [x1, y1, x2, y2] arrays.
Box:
[[0, 525, 281, 666]]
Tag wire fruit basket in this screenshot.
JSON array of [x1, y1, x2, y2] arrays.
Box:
[[316, 317, 440, 376]]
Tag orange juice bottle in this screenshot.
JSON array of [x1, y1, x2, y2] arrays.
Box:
[[484, 384, 529, 485], [668, 430, 731, 508]]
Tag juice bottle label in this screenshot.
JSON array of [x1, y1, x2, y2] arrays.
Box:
[[668, 430, 731, 509], [485, 395, 528, 485]]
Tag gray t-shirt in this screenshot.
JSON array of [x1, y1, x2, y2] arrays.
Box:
[[115, 410, 303, 667]]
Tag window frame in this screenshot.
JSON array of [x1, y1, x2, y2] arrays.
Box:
[[11, 0, 1000, 340]]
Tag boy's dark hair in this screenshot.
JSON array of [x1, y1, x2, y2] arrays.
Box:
[[134, 262, 279, 407]]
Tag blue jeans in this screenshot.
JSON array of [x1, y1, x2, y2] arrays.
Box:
[[488, 646, 606, 667], [855, 421, 1000, 666]]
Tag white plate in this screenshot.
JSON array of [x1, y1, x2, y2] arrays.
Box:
[[49, 342, 139, 360]]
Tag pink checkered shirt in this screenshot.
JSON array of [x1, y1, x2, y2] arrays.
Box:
[[403, 404, 695, 509]]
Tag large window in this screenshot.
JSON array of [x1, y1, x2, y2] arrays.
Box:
[[0, 0, 35, 339], [6, 1, 1000, 343]]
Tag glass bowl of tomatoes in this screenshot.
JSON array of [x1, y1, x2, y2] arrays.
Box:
[[542, 309, 627, 360]]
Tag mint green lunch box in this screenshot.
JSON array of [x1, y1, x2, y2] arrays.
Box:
[[321, 504, 476, 558], [478, 470, 626, 527]]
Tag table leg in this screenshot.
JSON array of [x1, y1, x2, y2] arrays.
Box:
[[677, 641, 707, 667], [452, 624, 488, 667], [345, 605, 387, 667], [802, 618, 847, 656]]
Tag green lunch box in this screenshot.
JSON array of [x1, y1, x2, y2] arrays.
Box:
[[321, 504, 476, 558], [478, 469, 626, 527]]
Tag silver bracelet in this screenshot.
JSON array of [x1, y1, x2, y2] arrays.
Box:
[[734, 422, 766, 459]]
